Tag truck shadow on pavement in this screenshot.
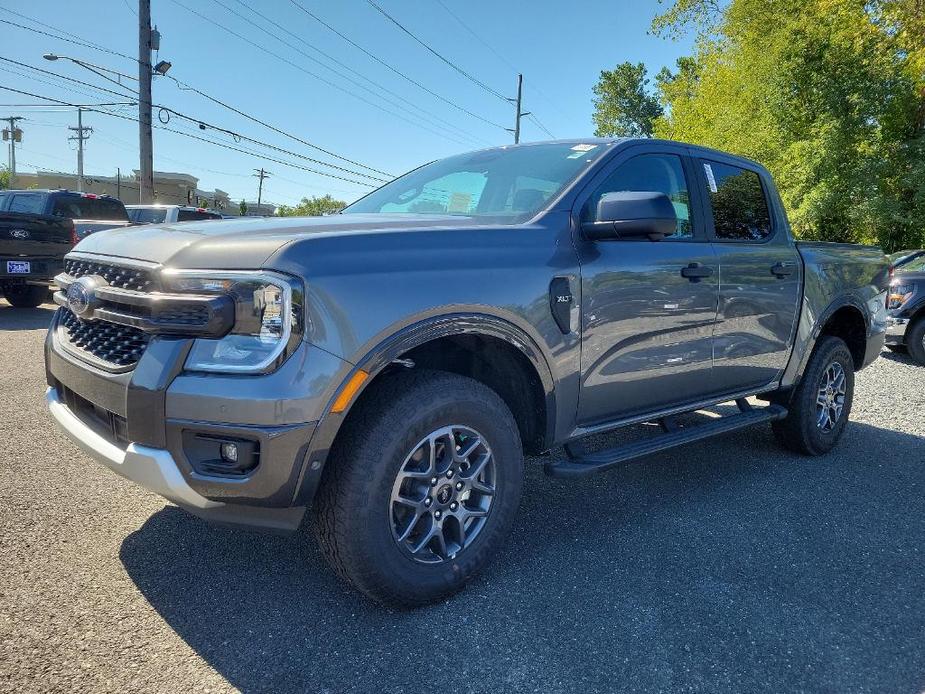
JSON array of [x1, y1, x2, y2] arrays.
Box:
[[0, 302, 56, 331], [120, 420, 925, 693]]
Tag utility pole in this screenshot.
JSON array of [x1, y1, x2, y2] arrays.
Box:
[[68, 108, 93, 192], [253, 168, 270, 212], [116, 167, 121, 200], [2, 116, 23, 188], [138, 0, 155, 203], [506, 74, 530, 144]]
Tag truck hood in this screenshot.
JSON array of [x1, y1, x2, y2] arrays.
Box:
[[72, 213, 486, 269]]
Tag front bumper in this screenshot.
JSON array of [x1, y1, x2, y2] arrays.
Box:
[[46, 387, 306, 531], [45, 305, 353, 528]]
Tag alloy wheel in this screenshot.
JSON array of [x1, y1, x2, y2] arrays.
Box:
[[815, 361, 847, 432], [389, 425, 495, 564]]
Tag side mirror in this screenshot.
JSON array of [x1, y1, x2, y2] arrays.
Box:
[[581, 191, 678, 241]]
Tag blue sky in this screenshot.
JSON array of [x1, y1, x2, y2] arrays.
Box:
[[0, 0, 694, 207]]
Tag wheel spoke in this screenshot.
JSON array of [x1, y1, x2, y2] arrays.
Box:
[[455, 436, 481, 462], [395, 511, 422, 543]]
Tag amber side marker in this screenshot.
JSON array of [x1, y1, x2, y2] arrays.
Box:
[[331, 370, 369, 413]]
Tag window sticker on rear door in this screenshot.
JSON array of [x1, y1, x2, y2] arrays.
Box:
[[703, 162, 718, 192]]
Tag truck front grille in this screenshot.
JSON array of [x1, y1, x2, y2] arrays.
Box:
[[64, 258, 156, 291], [59, 308, 151, 369]]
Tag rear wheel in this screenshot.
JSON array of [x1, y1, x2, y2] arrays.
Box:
[[905, 318, 925, 365], [2, 284, 49, 308], [772, 335, 854, 455], [312, 370, 524, 607]]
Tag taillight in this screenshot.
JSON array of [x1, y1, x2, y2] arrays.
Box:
[[69, 221, 78, 246]]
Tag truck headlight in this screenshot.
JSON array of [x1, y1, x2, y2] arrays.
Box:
[[161, 270, 303, 373], [888, 282, 914, 310]]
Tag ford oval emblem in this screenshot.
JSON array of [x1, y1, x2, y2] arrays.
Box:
[[66, 276, 104, 319], [10, 229, 30, 239]]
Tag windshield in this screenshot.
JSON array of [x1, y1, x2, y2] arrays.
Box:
[[128, 207, 170, 224], [890, 250, 924, 267], [126, 207, 168, 224], [343, 142, 610, 221], [897, 254, 925, 273]]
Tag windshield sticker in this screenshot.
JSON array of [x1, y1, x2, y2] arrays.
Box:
[[571, 144, 597, 152], [447, 192, 472, 214], [703, 163, 718, 193]]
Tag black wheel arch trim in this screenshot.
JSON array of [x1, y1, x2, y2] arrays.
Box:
[[787, 294, 873, 385], [291, 312, 558, 506]]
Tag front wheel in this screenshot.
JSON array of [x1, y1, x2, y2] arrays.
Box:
[[312, 370, 524, 607], [772, 335, 855, 455], [2, 284, 49, 308]]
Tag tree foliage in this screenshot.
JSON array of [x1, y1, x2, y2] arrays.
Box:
[[616, 0, 925, 251], [0, 166, 10, 190], [592, 62, 664, 138], [275, 194, 347, 217]]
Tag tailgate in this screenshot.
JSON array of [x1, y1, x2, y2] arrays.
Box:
[[0, 212, 73, 281]]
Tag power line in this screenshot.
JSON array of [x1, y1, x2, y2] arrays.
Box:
[[0, 85, 378, 187], [164, 75, 393, 178], [364, 0, 509, 103], [288, 0, 508, 132], [0, 13, 134, 63], [0, 57, 387, 183], [167, 0, 479, 148], [217, 0, 489, 147]]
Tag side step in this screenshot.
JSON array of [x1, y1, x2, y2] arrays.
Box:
[[545, 401, 787, 479]]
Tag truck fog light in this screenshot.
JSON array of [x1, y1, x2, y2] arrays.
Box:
[[220, 442, 239, 463]]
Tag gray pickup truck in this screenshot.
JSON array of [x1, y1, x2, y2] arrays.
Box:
[[44, 139, 888, 606]]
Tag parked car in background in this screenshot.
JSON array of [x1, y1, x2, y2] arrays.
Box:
[[0, 210, 74, 308], [44, 139, 888, 606], [126, 205, 223, 224], [0, 190, 132, 241], [886, 252, 925, 363]]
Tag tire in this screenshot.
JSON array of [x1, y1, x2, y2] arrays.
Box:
[[905, 318, 925, 366], [2, 284, 49, 308], [312, 369, 524, 607], [772, 335, 855, 455]]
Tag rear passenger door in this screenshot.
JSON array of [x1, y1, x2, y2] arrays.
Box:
[[695, 157, 802, 392]]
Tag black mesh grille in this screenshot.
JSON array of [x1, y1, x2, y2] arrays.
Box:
[[60, 308, 151, 368], [152, 305, 210, 325], [64, 258, 155, 292]]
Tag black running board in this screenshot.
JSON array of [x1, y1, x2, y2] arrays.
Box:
[[545, 401, 787, 478]]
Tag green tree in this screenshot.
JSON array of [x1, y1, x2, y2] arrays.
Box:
[[642, 0, 925, 251], [0, 166, 11, 190], [276, 194, 348, 217], [239, 199, 248, 216], [592, 62, 664, 138]]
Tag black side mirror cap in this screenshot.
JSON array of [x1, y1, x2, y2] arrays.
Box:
[[581, 191, 678, 241]]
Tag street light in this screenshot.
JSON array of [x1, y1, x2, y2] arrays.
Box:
[[42, 53, 138, 86], [153, 60, 172, 76]]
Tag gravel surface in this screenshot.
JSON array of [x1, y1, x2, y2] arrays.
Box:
[[1, 299, 924, 693]]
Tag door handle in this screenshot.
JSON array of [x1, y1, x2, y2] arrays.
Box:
[[771, 262, 795, 278], [680, 262, 713, 282]]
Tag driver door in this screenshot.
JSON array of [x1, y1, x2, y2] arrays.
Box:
[[575, 146, 719, 425]]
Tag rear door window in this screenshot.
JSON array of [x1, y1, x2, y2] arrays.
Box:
[[7, 194, 46, 214], [52, 195, 128, 220], [177, 209, 220, 221], [702, 161, 772, 241]]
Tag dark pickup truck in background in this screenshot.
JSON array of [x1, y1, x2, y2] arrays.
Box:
[[0, 190, 132, 308], [44, 139, 889, 606]]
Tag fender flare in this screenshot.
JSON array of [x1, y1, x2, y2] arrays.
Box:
[[786, 294, 871, 386], [291, 313, 557, 506]]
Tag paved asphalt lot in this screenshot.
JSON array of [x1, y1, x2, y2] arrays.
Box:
[[1, 299, 924, 693]]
